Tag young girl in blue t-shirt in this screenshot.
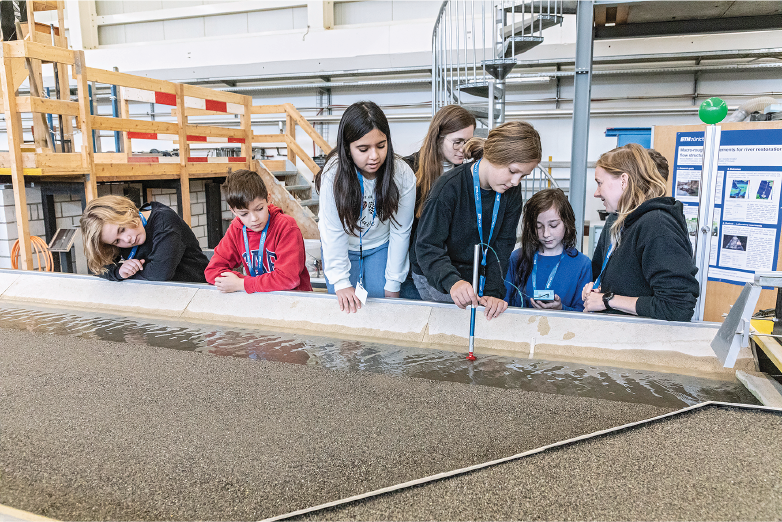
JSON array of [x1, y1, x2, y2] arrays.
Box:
[[504, 188, 592, 311]]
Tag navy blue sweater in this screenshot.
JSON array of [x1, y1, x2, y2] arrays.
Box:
[[504, 247, 593, 311]]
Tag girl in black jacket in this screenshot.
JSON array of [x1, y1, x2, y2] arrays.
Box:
[[583, 143, 699, 321], [412, 121, 542, 320], [80, 195, 208, 283]]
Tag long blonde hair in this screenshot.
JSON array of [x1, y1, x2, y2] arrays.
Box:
[[596, 143, 667, 245], [462, 120, 542, 166], [80, 195, 142, 274], [415, 105, 475, 217]]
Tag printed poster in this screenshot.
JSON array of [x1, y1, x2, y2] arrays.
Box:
[[671, 129, 782, 286]]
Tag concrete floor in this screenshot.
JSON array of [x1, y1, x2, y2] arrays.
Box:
[[301, 407, 782, 521], [0, 327, 670, 521]]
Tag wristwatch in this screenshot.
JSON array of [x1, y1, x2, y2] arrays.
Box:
[[602, 292, 615, 311]]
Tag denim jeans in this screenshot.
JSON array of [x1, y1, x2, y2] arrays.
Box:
[[325, 242, 389, 298]]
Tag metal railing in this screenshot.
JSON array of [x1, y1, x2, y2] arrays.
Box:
[[432, 0, 562, 128]]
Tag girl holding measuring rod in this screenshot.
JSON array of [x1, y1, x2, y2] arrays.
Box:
[[411, 121, 542, 319]]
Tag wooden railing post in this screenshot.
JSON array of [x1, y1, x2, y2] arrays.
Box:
[[74, 50, 97, 202], [241, 95, 252, 170], [285, 106, 296, 166], [0, 44, 33, 269], [175, 83, 192, 225]]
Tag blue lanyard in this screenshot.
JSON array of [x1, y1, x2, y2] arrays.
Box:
[[593, 242, 614, 289], [472, 160, 501, 297], [126, 212, 147, 260], [242, 219, 270, 277], [531, 251, 565, 293], [357, 169, 377, 286]]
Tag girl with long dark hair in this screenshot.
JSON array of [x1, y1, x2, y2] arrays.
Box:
[[315, 101, 416, 313], [504, 188, 592, 311]]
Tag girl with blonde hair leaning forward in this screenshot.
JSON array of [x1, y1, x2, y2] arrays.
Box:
[[582, 143, 699, 321], [80, 195, 208, 282], [412, 120, 542, 319]]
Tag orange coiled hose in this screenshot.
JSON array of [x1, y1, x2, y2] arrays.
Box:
[[11, 236, 54, 271]]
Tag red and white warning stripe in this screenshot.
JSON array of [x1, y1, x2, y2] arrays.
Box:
[[127, 132, 245, 144], [120, 87, 176, 106], [120, 88, 245, 115], [128, 156, 246, 164]]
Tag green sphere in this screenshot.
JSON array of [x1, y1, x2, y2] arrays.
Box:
[[699, 97, 728, 124]]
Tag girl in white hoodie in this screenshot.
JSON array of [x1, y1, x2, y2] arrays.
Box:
[[315, 101, 416, 313]]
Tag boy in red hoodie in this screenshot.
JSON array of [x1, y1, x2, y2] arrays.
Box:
[[205, 169, 312, 293]]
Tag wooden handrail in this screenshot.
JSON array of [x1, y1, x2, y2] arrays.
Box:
[[15, 96, 79, 116], [5, 40, 74, 64], [283, 103, 332, 154], [85, 67, 177, 93]]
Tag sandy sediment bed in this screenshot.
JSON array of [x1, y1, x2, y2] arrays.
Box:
[[0, 327, 668, 521], [301, 406, 782, 521]]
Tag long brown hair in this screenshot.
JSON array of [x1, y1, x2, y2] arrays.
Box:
[[512, 189, 577, 298], [415, 105, 475, 217], [462, 120, 542, 165], [596, 143, 667, 245]]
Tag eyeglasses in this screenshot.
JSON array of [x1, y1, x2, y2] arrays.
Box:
[[441, 136, 467, 150]]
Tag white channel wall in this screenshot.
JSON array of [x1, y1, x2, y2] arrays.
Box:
[[0, 269, 751, 375]]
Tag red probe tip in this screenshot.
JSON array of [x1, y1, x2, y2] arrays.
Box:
[[466, 353, 477, 361]]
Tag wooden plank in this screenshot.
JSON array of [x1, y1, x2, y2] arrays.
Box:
[[251, 104, 288, 115], [241, 97, 253, 170], [285, 135, 320, 175], [185, 124, 245, 139], [175, 83, 191, 226], [0, 167, 42, 176], [15, 96, 79, 116], [35, 152, 82, 169], [94, 163, 181, 178], [55, 2, 74, 153], [653, 121, 782, 322], [754, 335, 782, 374], [92, 116, 179, 134], [286, 109, 296, 166], [182, 83, 248, 105], [84, 67, 177, 94], [261, 160, 287, 172], [255, 160, 319, 240], [74, 50, 97, 202], [252, 133, 288, 144], [0, 42, 33, 269], [284, 103, 331, 154], [33, 1, 59, 11], [187, 163, 235, 175], [120, 98, 132, 154], [94, 152, 129, 163], [171, 107, 228, 117], [5, 39, 75, 64]]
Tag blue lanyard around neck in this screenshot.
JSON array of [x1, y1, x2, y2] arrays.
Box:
[[593, 242, 614, 289], [357, 169, 377, 286], [532, 251, 565, 294], [126, 212, 147, 260], [472, 160, 501, 297], [242, 218, 270, 277]]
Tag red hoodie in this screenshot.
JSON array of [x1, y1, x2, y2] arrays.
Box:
[[205, 205, 312, 293]]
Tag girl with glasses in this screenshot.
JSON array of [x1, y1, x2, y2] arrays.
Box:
[[401, 105, 476, 299]]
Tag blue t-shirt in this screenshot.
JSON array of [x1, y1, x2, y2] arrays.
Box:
[[503, 247, 593, 311]]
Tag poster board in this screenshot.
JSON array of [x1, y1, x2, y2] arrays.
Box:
[[654, 122, 782, 323]]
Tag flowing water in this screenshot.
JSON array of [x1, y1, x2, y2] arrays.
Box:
[[0, 302, 757, 409]]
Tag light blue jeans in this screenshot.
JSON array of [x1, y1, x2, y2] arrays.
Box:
[[325, 242, 389, 298]]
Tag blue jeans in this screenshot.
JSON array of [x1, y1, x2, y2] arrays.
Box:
[[325, 242, 389, 298]]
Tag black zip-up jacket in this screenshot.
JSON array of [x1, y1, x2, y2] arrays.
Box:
[[100, 202, 209, 283], [600, 197, 699, 321], [412, 162, 523, 299]]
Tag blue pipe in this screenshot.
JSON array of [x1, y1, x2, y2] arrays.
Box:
[[110, 84, 121, 152], [88, 83, 97, 153], [45, 87, 56, 149]]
